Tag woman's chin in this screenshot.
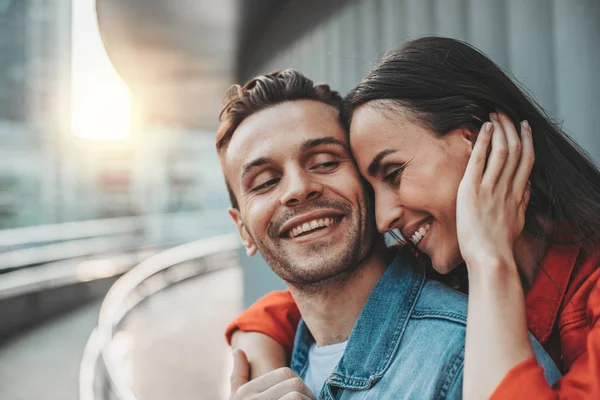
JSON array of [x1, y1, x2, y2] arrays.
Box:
[[430, 254, 463, 275]]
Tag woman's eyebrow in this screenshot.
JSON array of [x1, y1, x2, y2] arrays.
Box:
[[367, 149, 398, 177]]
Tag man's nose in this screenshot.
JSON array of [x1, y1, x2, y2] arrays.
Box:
[[279, 170, 322, 207]]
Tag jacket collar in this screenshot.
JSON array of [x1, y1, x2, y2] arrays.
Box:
[[291, 255, 426, 391], [526, 243, 581, 344]]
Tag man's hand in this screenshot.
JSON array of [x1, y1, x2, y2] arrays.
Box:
[[229, 350, 315, 400]]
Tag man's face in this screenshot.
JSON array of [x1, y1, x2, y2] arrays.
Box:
[[223, 100, 375, 286]]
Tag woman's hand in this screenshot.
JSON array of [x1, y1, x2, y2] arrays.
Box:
[[230, 330, 288, 380], [456, 112, 534, 272], [458, 112, 537, 400], [229, 349, 315, 400]]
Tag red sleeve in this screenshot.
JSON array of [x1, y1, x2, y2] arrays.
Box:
[[491, 269, 600, 399], [225, 290, 301, 355]]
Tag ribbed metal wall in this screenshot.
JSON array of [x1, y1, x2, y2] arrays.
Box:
[[242, 0, 600, 161]]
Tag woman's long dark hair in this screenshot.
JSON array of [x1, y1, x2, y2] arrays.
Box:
[[343, 37, 600, 262]]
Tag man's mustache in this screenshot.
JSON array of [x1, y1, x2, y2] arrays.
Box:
[[268, 199, 353, 238]]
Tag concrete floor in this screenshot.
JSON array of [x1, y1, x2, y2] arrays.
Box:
[[0, 267, 242, 400]]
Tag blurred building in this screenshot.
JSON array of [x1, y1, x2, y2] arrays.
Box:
[[0, 0, 71, 228], [0, 0, 232, 229]]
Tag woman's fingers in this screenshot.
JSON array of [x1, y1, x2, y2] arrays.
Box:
[[260, 376, 316, 400], [463, 121, 494, 184], [279, 393, 313, 400], [230, 349, 250, 395], [234, 367, 302, 398], [481, 113, 509, 188], [513, 120, 535, 197], [496, 112, 522, 189]]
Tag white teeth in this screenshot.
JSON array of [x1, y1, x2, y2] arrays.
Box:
[[409, 222, 431, 245], [289, 217, 337, 238]]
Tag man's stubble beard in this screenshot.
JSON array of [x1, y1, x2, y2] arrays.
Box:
[[246, 197, 376, 291]]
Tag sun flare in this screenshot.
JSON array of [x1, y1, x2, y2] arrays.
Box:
[[71, 0, 131, 140]]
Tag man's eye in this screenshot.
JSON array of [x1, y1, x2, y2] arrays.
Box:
[[252, 178, 279, 192], [314, 161, 340, 170]]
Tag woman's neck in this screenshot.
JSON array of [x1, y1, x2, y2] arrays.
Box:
[[513, 231, 549, 290]]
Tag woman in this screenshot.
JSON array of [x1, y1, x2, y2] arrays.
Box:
[[226, 37, 600, 398]]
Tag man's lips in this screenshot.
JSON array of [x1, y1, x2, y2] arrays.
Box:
[[278, 210, 346, 238]]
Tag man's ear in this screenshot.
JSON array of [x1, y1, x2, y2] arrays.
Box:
[[229, 208, 257, 257]]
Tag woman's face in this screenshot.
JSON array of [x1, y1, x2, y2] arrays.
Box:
[[349, 102, 474, 273]]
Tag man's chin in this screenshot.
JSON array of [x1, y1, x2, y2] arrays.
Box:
[[277, 251, 359, 286]]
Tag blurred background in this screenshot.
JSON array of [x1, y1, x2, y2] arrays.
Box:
[[0, 0, 598, 399]]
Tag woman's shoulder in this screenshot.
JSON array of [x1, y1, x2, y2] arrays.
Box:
[[563, 244, 600, 307], [558, 244, 600, 367]]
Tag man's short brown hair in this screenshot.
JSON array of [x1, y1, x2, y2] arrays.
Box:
[[216, 69, 343, 209]]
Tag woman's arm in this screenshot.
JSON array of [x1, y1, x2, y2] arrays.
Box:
[[225, 290, 301, 378], [457, 113, 535, 399], [491, 267, 600, 399]]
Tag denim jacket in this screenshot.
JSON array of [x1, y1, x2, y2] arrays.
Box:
[[291, 256, 562, 399]]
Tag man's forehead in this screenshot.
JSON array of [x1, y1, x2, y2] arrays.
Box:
[[225, 100, 347, 168]]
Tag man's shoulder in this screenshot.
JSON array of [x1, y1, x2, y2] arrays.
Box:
[[412, 278, 468, 324]]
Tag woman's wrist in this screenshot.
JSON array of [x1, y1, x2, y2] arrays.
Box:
[[465, 253, 520, 285]]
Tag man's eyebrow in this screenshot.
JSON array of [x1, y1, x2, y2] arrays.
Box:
[[300, 137, 350, 153], [240, 157, 272, 180], [367, 149, 398, 177]]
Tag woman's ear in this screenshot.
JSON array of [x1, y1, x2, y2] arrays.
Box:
[[229, 208, 257, 257], [462, 127, 479, 148], [443, 127, 478, 154]]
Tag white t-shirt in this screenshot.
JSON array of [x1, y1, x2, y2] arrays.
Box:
[[303, 340, 348, 398]]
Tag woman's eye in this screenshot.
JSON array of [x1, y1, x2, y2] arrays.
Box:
[[252, 178, 279, 192], [383, 169, 402, 185]]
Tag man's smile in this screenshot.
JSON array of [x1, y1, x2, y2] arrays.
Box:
[[278, 209, 346, 239]]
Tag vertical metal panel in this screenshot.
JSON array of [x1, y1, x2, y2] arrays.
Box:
[[325, 12, 343, 92], [311, 24, 328, 84], [355, 0, 381, 78], [434, 0, 468, 40], [506, 0, 556, 116], [337, 2, 359, 94], [467, 0, 508, 67], [380, 0, 406, 52], [554, 0, 600, 160], [407, 0, 435, 38]]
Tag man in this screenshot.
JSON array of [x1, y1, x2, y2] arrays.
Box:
[[216, 70, 560, 399]]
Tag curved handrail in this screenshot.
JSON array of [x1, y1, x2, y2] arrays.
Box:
[[79, 233, 241, 400], [0, 210, 224, 250], [0, 216, 142, 249]]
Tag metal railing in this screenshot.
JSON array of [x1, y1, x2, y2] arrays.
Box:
[[79, 233, 241, 400], [0, 216, 144, 250]]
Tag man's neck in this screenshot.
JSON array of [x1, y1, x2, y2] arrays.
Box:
[[288, 242, 393, 347]]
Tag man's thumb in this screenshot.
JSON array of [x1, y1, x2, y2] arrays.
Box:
[[230, 349, 250, 394]]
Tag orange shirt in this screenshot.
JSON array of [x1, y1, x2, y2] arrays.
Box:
[[226, 244, 600, 398]]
